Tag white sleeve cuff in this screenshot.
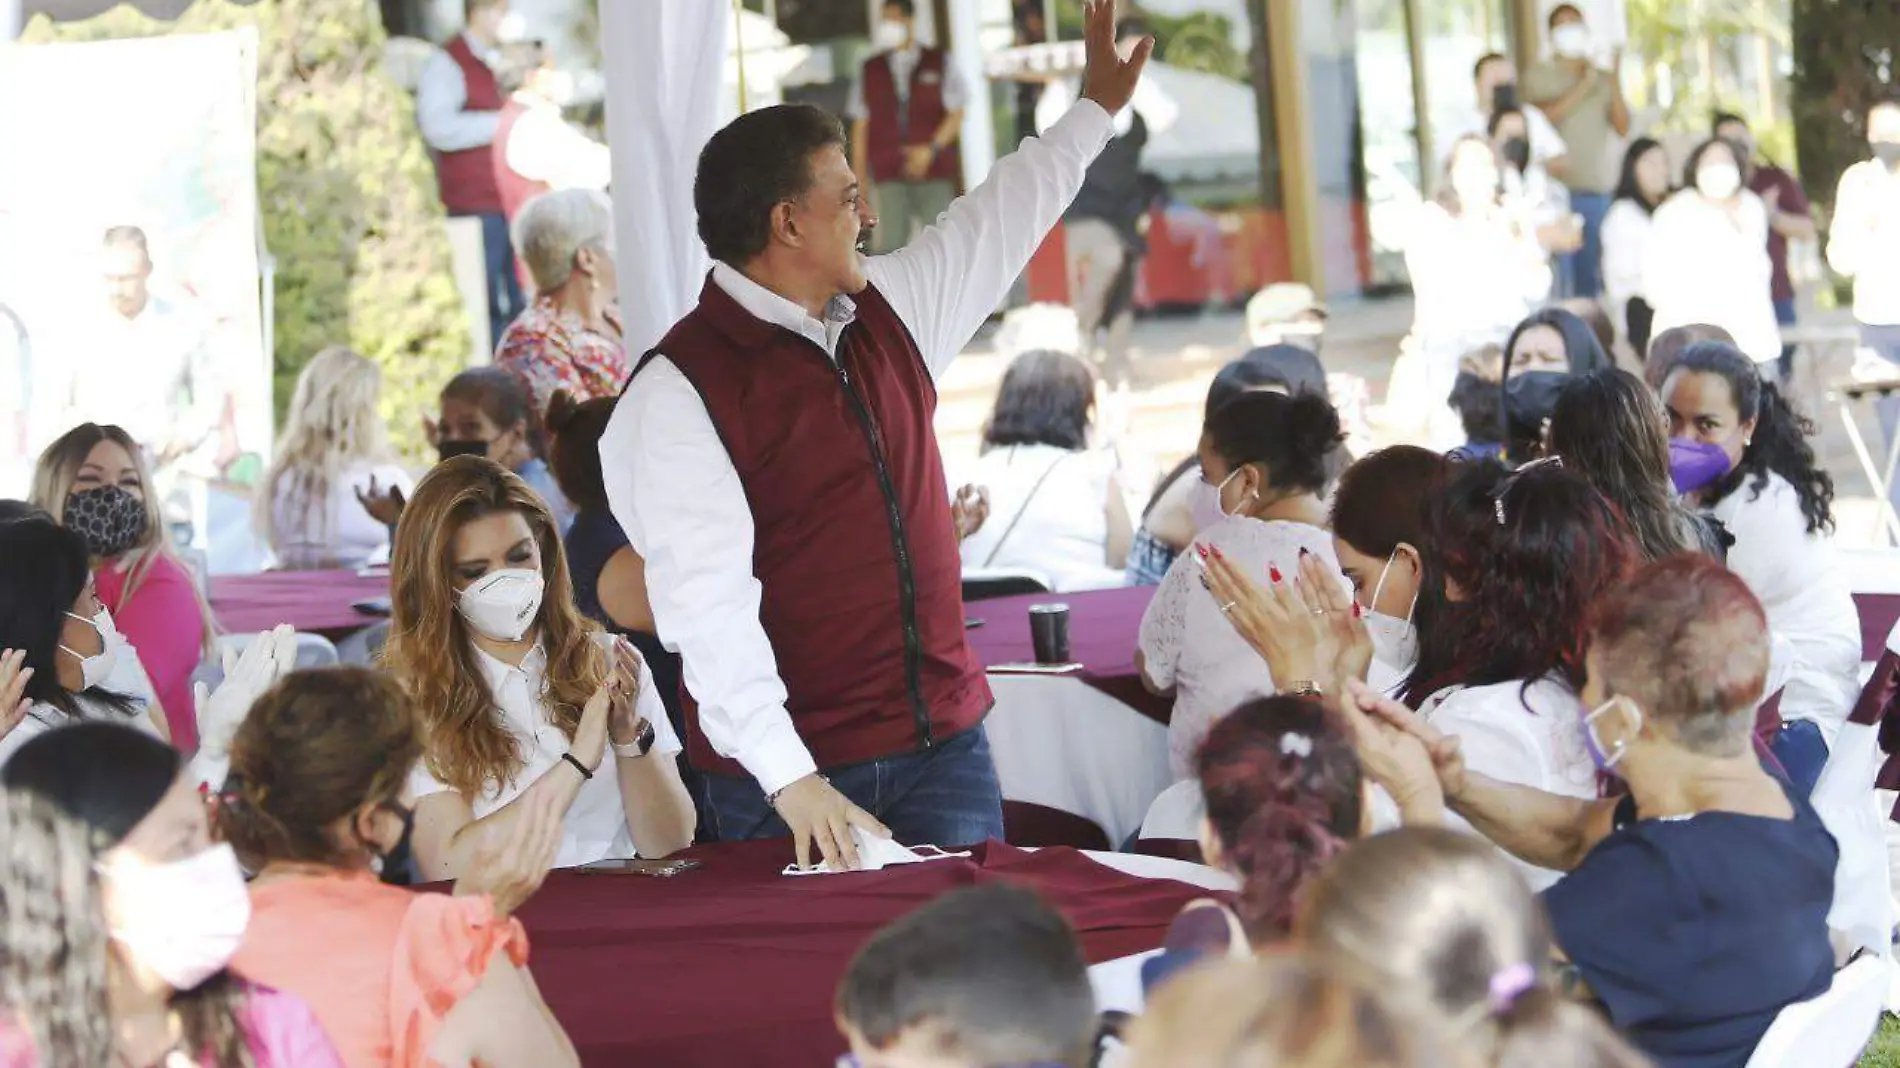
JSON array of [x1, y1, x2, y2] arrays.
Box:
[[735, 716, 820, 797]]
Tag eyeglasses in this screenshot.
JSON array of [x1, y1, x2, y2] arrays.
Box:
[[1492, 455, 1562, 526]]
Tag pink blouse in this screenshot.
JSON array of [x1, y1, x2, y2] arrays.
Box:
[[0, 982, 343, 1067], [97, 553, 205, 751]]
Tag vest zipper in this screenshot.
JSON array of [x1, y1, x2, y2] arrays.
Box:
[[833, 361, 934, 749]]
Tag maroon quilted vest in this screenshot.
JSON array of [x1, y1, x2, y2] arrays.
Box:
[[632, 276, 991, 774], [861, 48, 961, 184], [433, 35, 505, 216]]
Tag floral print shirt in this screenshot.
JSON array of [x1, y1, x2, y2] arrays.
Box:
[[494, 298, 629, 412]]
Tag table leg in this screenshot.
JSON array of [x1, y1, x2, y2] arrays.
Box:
[[1839, 393, 1900, 546]]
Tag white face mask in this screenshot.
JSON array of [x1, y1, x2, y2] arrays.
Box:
[[1550, 22, 1590, 59], [783, 826, 971, 876], [61, 608, 124, 691], [103, 843, 250, 991], [455, 568, 545, 643], [1208, 467, 1257, 522], [1697, 162, 1742, 200], [1188, 475, 1225, 534], [1363, 550, 1420, 674], [872, 18, 909, 51]]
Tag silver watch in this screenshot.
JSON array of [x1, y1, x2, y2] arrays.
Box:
[[612, 718, 657, 759]]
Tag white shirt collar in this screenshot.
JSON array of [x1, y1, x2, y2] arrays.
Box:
[[470, 640, 547, 691], [708, 261, 858, 357]]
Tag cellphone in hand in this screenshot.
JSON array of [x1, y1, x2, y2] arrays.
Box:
[[571, 857, 703, 878]]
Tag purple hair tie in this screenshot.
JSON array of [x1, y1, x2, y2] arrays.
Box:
[[1487, 963, 1537, 1013]]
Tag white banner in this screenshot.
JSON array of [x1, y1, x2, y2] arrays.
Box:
[[0, 29, 265, 498]]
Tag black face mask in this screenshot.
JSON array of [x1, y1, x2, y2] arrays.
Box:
[[1491, 82, 1518, 115], [1501, 137, 1531, 174], [64, 485, 149, 559], [1874, 142, 1900, 169], [437, 439, 490, 464], [377, 801, 417, 886], [1503, 371, 1570, 443]]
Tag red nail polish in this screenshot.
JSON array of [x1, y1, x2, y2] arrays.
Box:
[[1269, 565, 1283, 583], [1352, 602, 1363, 619], [1196, 544, 1209, 559], [1211, 545, 1225, 560]]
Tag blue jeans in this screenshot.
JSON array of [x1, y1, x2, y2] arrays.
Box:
[[1863, 324, 1900, 523], [1774, 297, 1798, 382], [1565, 192, 1612, 299], [475, 211, 525, 349], [698, 725, 1005, 849]]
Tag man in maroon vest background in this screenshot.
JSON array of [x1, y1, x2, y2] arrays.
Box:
[[416, 0, 524, 348], [603, 0, 1152, 872], [846, 0, 967, 254]]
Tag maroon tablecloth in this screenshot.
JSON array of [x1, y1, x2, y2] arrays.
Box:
[[964, 585, 1167, 723], [517, 838, 1205, 1067], [210, 570, 390, 640], [1857, 592, 1900, 663]]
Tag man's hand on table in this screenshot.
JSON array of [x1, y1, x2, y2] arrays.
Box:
[[773, 774, 891, 871], [1078, 0, 1154, 116]]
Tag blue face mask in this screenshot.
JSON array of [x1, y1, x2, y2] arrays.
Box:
[[1583, 697, 1641, 773], [1668, 437, 1734, 495]]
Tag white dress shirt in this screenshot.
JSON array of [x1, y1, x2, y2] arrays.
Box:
[[416, 33, 502, 153], [602, 100, 1114, 796], [1709, 472, 1860, 743], [66, 295, 213, 455], [1827, 160, 1900, 326], [407, 634, 683, 868], [1643, 189, 1781, 364]]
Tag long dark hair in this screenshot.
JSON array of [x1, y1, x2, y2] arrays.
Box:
[[1401, 460, 1637, 708], [0, 516, 139, 721], [1611, 137, 1669, 214], [1197, 697, 1361, 943], [982, 349, 1096, 452], [1204, 391, 1342, 498], [1499, 307, 1611, 461], [1671, 341, 1835, 533], [1547, 369, 1699, 562], [3, 723, 255, 1068], [1142, 346, 1329, 518]]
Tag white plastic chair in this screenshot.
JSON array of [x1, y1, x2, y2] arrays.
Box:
[[1137, 780, 1206, 842], [1743, 955, 1890, 1068]]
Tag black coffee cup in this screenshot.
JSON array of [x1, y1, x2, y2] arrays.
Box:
[[1028, 603, 1071, 664]]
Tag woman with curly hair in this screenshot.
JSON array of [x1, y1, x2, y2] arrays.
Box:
[[1662, 340, 1858, 749], [0, 722, 341, 1067], [382, 456, 693, 879]]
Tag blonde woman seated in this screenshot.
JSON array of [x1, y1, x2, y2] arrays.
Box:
[[384, 456, 694, 877], [256, 346, 412, 571], [1137, 390, 1346, 779]]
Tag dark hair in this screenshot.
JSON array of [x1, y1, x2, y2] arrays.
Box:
[[1499, 307, 1611, 459], [1197, 696, 1362, 942], [1611, 137, 1669, 214], [222, 668, 423, 869], [1555, 299, 1615, 357], [3, 722, 254, 1068], [696, 104, 847, 265], [1547, 2, 1584, 27], [1668, 341, 1835, 533], [1115, 15, 1149, 40], [545, 390, 618, 513], [1142, 347, 1329, 519], [1473, 51, 1508, 83], [1644, 323, 1735, 389], [0, 499, 49, 524], [1486, 105, 1526, 140], [982, 349, 1096, 451], [441, 366, 540, 457], [1711, 111, 1748, 135], [1402, 459, 1637, 707], [882, 0, 915, 14], [1330, 446, 1446, 560], [1204, 391, 1341, 498], [837, 885, 1095, 1068], [1548, 370, 1699, 563], [1681, 136, 1740, 190], [0, 517, 137, 721]]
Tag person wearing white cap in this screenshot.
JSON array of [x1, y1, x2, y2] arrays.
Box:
[[1244, 283, 1327, 353]]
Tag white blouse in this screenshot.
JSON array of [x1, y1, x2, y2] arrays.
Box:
[[408, 635, 683, 868], [1404, 201, 1553, 371], [1599, 197, 1653, 342], [956, 443, 1125, 592], [1709, 472, 1860, 743], [1368, 676, 1598, 892], [1643, 190, 1781, 364], [1138, 516, 1344, 780], [267, 459, 414, 571]]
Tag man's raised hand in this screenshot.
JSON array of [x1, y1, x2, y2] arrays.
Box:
[[1079, 0, 1154, 117]]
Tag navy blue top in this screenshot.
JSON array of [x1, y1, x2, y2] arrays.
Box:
[[564, 507, 686, 738], [1542, 777, 1837, 1068]]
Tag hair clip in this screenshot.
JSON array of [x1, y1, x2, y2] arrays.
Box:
[[1486, 962, 1537, 1013], [1490, 455, 1563, 526], [1279, 733, 1313, 758]]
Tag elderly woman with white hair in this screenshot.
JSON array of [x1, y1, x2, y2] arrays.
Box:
[[494, 188, 627, 413]]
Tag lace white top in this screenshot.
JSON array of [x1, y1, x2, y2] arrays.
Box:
[[1138, 515, 1342, 780]]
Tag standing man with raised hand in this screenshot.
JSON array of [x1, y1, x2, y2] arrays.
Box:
[[1522, 3, 1630, 299], [603, 1, 1152, 872], [848, 0, 968, 254]]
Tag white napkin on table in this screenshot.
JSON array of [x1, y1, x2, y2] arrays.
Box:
[[781, 826, 972, 876]]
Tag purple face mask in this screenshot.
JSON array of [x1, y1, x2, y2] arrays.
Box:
[[1668, 438, 1733, 495]]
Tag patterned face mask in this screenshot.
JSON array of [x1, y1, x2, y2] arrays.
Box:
[[64, 485, 148, 559]]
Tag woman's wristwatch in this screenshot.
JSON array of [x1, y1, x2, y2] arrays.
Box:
[[612, 718, 657, 759]]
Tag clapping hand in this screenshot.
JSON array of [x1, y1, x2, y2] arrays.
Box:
[[952, 484, 990, 542], [1333, 680, 1445, 823], [0, 650, 33, 744], [1078, 0, 1154, 117], [1343, 680, 1469, 801], [195, 625, 298, 760], [1202, 546, 1371, 695], [605, 636, 646, 745], [454, 782, 564, 915], [355, 476, 406, 528]]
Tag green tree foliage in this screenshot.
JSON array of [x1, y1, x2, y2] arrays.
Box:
[[1054, 0, 1249, 83], [25, 0, 469, 458], [1789, 0, 1898, 219]]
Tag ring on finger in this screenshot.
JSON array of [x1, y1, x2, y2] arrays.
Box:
[[1219, 600, 1237, 613]]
